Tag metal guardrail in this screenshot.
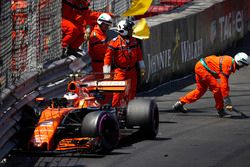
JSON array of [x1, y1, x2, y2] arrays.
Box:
[[0, 55, 91, 159]]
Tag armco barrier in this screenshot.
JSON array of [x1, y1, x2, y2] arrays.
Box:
[[140, 0, 249, 90], [0, 55, 91, 159], [0, 0, 249, 160]]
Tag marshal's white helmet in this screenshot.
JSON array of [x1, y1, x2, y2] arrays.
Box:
[[97, 13, 113, 26], [117, 19, 134, 36], [234, 52, 249, 66]]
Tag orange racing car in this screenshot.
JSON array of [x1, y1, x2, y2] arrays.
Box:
[[26, 74, 159, 154]]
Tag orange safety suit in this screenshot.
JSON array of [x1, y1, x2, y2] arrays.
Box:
[[89, 25, 113, 105], [62, 0, 101, 49], [61, 18, 80, 48], [104, 35, 143, 107], [179, 55, 236, 110], [88, 25, 108, 73]]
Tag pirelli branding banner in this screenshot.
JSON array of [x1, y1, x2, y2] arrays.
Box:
[[141, 0, 248, 90]]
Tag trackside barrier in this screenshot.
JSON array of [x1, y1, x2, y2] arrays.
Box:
[[0, 55, 91, 159], [140, 0, 249, 90]]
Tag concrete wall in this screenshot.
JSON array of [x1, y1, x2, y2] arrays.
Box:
[[141, 0, 249, 90]]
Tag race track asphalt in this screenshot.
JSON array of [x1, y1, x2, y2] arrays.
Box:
[[2, 34, 250, 167]]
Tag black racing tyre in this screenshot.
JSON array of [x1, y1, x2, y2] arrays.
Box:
[[127, 99, 159, 139], [81, 111, 119, 153]]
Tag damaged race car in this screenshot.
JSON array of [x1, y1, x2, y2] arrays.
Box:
[[27, 74, 159, 154]]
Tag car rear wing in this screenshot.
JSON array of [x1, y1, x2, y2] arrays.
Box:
[[67, 79, 131, 95], [83, 80, 131, 94]]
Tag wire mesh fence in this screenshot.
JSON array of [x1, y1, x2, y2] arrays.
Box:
[[90, 0, 131, 17], [0, 0, 140, 93], [29, 0, 62, 70], [0, 0, 12, 90], [1, 0, 63, 88], [11, 0, 29, 79]]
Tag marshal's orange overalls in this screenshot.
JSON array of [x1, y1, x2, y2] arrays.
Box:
[[88, 25, 108, 73], [179, 55, 236, 110], [88, 25, 112, 105], [62, 0, 101, 49], [104, 35, 143, 107]]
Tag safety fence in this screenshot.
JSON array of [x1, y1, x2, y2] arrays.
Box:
[[0, 0, 12, 92], [90, 0, 131, 16], [0, 0, 62, 92]]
